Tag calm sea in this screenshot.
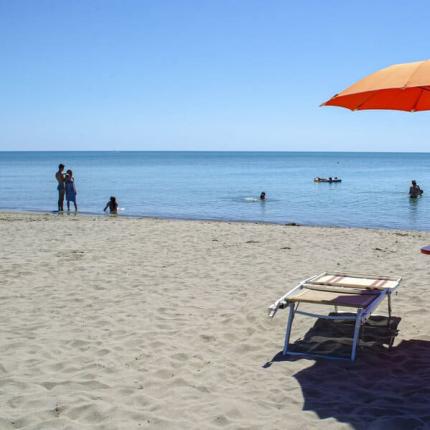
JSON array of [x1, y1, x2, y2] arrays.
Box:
[[1, 151, 429, 230]]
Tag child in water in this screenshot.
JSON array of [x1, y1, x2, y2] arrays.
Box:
[[104, 196, 118, 214], [65, 169, 77, 212]]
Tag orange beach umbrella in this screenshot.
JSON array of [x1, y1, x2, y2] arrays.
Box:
[[322, 60, 430, 112]]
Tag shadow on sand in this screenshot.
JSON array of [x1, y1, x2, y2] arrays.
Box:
[[264, 316, 430, 429]]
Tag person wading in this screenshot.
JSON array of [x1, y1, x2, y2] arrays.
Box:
[[55, 163, 66, 212], [409, 180, 424, 199]]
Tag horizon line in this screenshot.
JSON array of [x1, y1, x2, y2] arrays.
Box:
[[1, 150, 430, 154]]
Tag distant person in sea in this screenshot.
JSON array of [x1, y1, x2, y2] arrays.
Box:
[[104, 196, 118, 214], [65, 169, 78, 212], [409, 180, 424, 198], [55, 163, 66, 212], [260, 192, 266, 201]]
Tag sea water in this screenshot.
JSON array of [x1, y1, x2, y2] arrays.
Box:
[[1, 151, 429, 230]]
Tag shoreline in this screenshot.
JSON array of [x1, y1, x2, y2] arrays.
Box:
[[0, 208, 428, 233]]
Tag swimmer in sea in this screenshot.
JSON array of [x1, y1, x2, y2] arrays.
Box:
[[260, 192, 266, 201], [409, 180, 423, 198]]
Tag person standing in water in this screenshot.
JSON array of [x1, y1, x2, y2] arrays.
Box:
[[55, 164, 66, 212], [65, 169, 78, 212], [260, 192, 266, 201], [409, 180, 424, 198]]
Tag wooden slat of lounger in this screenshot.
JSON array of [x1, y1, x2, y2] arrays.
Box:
[[329, 272, 399, 281], [288, 289, 379, 308], [316, 274, 386, 287], [310, 281, 392, 290], [317, 273, 399, 285], [312, 275, 398, 290], [303, 284, 380, 295]]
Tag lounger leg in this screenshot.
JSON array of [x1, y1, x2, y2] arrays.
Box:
[[283, 303, 295, 355], [387, 293, 392, 323], [387, 293, 394, 348], [351, 310, 363, 361]]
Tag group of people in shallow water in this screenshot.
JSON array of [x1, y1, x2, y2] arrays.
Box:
[[260, 180, 424, 201], [55, 163, 118, 214], [55, 164, 77, 212], [55, 162, 425, 214], [255, 180, 424, 203]]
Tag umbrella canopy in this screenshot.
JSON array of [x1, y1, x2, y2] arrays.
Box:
[[322, 60, 430, 112]]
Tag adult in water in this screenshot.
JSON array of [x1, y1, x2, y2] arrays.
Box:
[[409, 180, 423, 199], [55, 163, 66, 211], [260, 192, 266, 201]]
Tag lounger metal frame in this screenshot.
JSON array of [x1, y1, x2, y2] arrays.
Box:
[[268, 272, 401, 361]]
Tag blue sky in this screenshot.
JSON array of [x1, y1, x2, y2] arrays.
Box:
[[1, 0, 430, 151]]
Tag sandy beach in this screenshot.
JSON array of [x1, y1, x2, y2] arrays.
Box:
[[1, 211, 430, 430]]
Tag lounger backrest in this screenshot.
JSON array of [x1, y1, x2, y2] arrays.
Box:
[[312, 274, 400, 290]]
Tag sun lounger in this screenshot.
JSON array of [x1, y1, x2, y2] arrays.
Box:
[[268, 272, 401, 361]]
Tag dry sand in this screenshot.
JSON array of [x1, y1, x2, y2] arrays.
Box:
[[1, 212, 430, 430]]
